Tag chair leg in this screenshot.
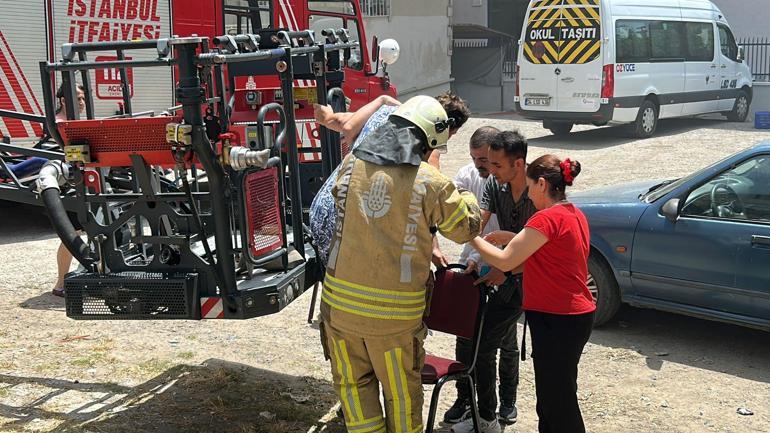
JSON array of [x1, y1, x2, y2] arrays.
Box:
[[425, 377, 450, 433], [307, 281, 320, 324], [466, 374, 481, 433]]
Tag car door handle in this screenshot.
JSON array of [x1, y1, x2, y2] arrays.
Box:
[[751, 235, 770, 247], [710, 65, 717, 68], [721, 65, 727, 69]]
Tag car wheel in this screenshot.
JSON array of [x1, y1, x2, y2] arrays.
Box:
[[544, 120, 573, 135], [726, 90, 750, 122], [633, 100, 658, 138], [587, 252, 621, 327]]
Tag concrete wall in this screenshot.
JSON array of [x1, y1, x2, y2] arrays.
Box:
[[363, 0, 452, 99], [711, 0, 770, 39], [453, 0, 487, 26]]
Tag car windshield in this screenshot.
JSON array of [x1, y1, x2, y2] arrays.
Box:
[[642, 152, 741, 203]]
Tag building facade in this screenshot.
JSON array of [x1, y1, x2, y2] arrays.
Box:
[[361, 0, 452, 99]]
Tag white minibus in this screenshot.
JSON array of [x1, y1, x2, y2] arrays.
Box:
[[515, 0, 752, 137]]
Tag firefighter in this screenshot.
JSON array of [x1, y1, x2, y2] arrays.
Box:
[[319, 95, 482, 433]]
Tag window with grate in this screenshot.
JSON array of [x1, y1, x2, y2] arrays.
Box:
[[360, 0, 390, 17]]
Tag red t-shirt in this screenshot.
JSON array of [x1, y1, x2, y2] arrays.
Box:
[[523, 203, 596, 315]]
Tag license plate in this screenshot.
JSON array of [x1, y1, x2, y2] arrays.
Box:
[[294, 87, 318, 104], [525, 97, 550, 107]]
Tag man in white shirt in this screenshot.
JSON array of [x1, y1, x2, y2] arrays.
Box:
[[453, 126, 500, 267]]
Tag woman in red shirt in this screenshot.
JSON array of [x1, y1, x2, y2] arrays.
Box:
[[470, 154, 595, 433]]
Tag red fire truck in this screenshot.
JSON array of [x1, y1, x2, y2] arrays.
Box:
[[0, 0, 398, 160]]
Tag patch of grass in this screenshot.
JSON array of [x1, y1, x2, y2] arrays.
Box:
[[137, 358, 175, 375], [68, 338, 116, 368], [0, 387, 9, 398], [176, 351, 195, 360]]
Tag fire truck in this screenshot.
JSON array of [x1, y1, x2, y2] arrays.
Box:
[[0, 1, 400, 321], [39, 27, 360, 320], [0, 0, 398, 191]]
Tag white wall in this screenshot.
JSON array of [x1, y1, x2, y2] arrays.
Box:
[[711, 0, 769, 39], [363, 0, 452, 99]]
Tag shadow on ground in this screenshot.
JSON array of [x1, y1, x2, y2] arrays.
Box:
[[591, 305, 770, 383], [0, 201, 57, 246], [18, 291, 65, 311], [0, 359, 346, 433]]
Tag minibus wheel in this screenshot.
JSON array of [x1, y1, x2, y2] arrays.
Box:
[[633, 100, 658, 138], [726, 90, 750, 122]]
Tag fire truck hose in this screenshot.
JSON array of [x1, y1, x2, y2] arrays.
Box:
[[38, 162, 96, 270]]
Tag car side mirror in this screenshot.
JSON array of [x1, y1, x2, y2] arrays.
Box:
[[661, 198, 681, 222], [737, 46, 745, 63]]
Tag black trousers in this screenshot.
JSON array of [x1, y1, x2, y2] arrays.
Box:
[[527, 310, 594, 433], [455, 300, 522, 421]]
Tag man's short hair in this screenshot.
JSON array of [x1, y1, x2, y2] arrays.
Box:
[[490, 129, 528, 160], [469, 126, 500, 149], [435, 91, 471, 130]]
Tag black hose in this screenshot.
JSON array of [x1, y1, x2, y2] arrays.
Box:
[[41, 188, 96, 270]]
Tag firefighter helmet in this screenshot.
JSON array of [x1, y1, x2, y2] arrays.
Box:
[[390, 95, 452, 149]]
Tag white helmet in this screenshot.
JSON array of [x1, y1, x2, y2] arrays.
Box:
[[378, 39, 400, 65], [391, 95, 452, 149]]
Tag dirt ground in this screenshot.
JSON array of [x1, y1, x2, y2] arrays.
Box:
[[1, 114, 770, 433]]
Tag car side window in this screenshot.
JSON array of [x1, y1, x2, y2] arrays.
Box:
[[681, 156, 770, 222]]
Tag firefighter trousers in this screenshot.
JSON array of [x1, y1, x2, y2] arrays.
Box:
[[320, 320, 427, 433]]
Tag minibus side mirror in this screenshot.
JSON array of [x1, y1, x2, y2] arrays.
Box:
[[737, 46, 745, 63]]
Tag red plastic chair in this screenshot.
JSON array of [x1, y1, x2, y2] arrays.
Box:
[[422, 264, 488, 433]]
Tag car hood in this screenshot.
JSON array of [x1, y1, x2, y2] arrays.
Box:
[[570, 180, 664, 205]]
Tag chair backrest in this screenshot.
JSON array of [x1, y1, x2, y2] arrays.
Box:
[[426, 265, 486, 340]]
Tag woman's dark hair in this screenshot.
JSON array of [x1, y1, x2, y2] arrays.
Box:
[[435, 91, 470, 130], [55, 83, 85, 114], [526, 154, 582, 201]]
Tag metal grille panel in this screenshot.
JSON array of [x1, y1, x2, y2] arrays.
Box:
[[64, 272, 196, 320], [57, 117, 182, 166], [243, 167, 283, 258]]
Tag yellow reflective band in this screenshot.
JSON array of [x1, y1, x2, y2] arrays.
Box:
[[324, 274, 425, 304], [325, 280, 425, 306], [347, 415, 387, 432], [333, 338, 364, 422], [322, 291, 425, 321], [385, 348, 413, 433], [439, 202, 469, 233], [322, 289, 424, 314]]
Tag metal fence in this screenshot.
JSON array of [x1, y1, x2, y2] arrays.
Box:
[[502, 40, 517, 80], [360, 0, 390, 17], [738, 37, 770, 82]]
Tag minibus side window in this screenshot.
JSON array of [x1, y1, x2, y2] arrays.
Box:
[[717, 24, 739, 61], [616, 20, 651, 63], [684, 22, 714, 62], [650, 21, 685, 61]]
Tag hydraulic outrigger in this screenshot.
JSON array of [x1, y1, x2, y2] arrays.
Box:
[[37, 28, 354, 320]]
